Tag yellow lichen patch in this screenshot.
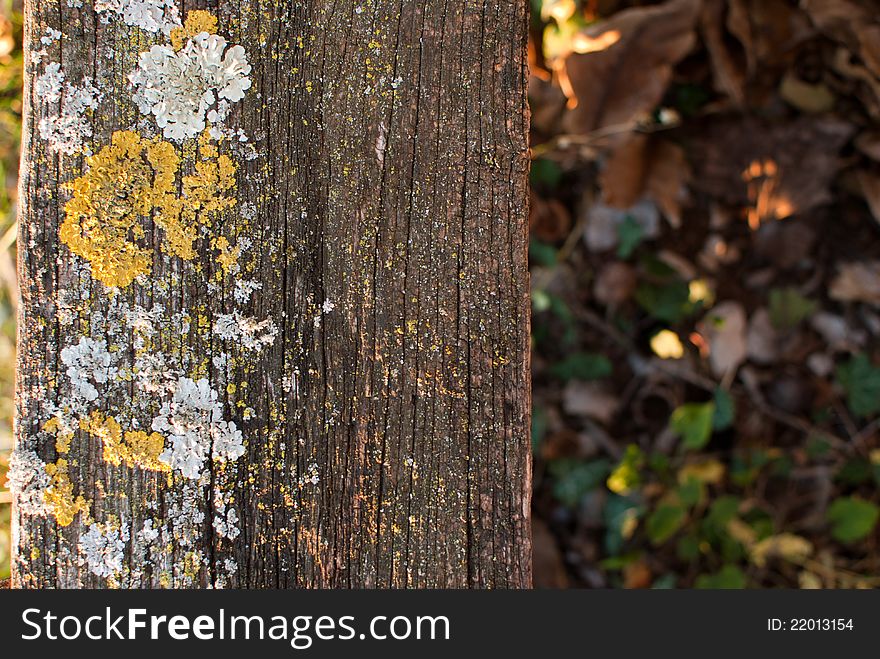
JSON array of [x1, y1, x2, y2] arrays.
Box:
[[80, 411, 169, 473], [44, 459, 90, 527], [171, 9, 219, 50], [61, 131, 184, 289], [182, 131, 238, 229], [213, 235, 240, 274], [43, 417, 73, 454]]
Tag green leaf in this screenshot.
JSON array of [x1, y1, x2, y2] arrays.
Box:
[[676, 534, 701, 561], [604, 495, 642, 556], [671, 402, 716, 450], [768, 287, 816, 329], [530, 158, 563, 189], [835, 458, 873, 486], [712, 388, 734, 431], [651, 573, 678, 589], [529, 239, 557, 267], [531, 406, 548, 453], [836, 354, 880, 418], [616, 214, 643, 260], [606, 444, 644, 495], [550, 351, 612, 382], [549, 458, 611, 508], [676, 478, 704, 509], [695, 564, 746, 589], [646, 504, 686, 545], [635, 279, 693, 324], [706, 495, 741, 529], [827, 497, 880, 544]]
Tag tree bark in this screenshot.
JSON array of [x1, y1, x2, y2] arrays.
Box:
[[12, 0, 531, 588]]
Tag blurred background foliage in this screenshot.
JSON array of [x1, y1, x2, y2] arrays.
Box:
[[530, 0, 880, 588], [0, 0, 22, 582], [2, 0, 880, 587]]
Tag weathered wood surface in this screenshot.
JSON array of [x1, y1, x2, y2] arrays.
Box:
[[12, 0, 531, 588]]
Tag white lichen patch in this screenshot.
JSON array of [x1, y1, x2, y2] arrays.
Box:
[[60, 336, 118, 402], [129, 32, 251, 141], [212, 493, 240, 540], [296, 462, 320, 488], [79, 522, 129, 578], [6, 449, 50, 516], [35, 62, 63, 102], [165, 486, 206, 548], [214, 312, 278, 352], [36, 62, 102, 155], [95, 0, 181, 34], [40, 27, 62, 47], [233, 279, 262, 304], [153, 377, 245, 479]]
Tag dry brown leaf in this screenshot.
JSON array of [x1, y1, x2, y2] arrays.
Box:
[[701, 0, 746, 105], [646, 139, 691, 229], [700, 301, 748, 377], [779, 71, 836, 113], [560, 0, 700, 141], [810, 311, 867, 351], [529, 74, 569, 138], [747, 308, 779, 364], [532, 519, 570, 589], [599, 135, 691, 228], [691, 116, 854, 219], [583, 199, 660, 252], [856, 131, 880, 161], [728, 0, 811, 75], [751, 533, 814, 567], [530, 189, 573, 242], [593, 261, 637, 308], [801, 0, 873, 51], [857, 170, 880, 227], [803, 0, 880, 109], [599, 134, 650, 209], [830, 261, 880, 306], [562, 381, 619, 426]]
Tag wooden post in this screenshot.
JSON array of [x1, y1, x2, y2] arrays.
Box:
[[11, 0, 531, 588]]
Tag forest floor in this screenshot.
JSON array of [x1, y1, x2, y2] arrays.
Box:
[[529, 0, 880, 588], [2, 0, 880, 588]]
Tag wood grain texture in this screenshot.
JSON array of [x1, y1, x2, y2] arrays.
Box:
[[13, 0, 531, 588]]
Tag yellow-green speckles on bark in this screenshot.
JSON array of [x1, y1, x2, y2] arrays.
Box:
[[80, 411, 170, 473]]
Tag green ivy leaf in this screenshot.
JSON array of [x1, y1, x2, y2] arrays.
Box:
[[529, 239, 557, 268], [695, 564, 746, 589], [607, 444, 645, 495], [549, 458, 611, 508], [768, 288, 816, 329], [635, 279, 693, 324], [616, 214, 643, 260], [530, 158, 563, 189], [671, 402, 716, 450], [836, 354, 880, 418], [827, 497, 880, 544], [712, 388, 735, 431], [676, 478, 704, 509], [550, 351, 612, 382], [646, 504, 686, 545]]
